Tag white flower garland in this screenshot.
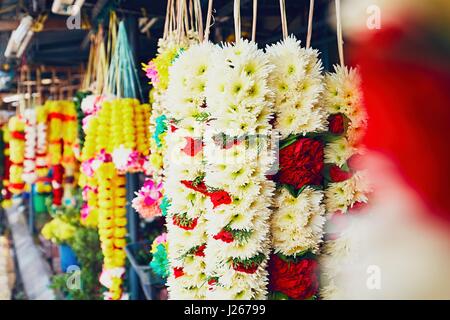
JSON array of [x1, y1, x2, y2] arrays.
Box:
[[320, 65, 370, 299], [164, 42, 215, 299], [23, 108, 37, 185], [266, 36, 327, 139], [203, 39, 275, 300], [266, 36, 326, 258]]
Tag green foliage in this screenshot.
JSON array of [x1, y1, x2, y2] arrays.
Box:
[[47, 190, 103, 300]]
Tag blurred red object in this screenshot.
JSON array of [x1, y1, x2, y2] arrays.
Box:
[[351, 21, 450, 224]]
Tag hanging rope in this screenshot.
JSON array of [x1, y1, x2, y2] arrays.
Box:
[[107, 21, 143, 100], [234, 0, 241, 41], [306, 0, 314, 48], [335, 0, 345, 66], [163, 0, 171, 39], [195, 0, 204, 42], [279, 0, 288, 39], [252, 0, 258, 42], [204, 0, 213, 41]]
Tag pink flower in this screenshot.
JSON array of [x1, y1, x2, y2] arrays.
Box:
[[144, 61, 160, 84], [132, 179, 163, 219], [97, 149, 112, 163], [81, 159, 95, 177], [154, 233, 167, 245], [81, 203, 90, 220]]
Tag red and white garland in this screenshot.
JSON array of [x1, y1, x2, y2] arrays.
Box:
[[266, 36, 326, 255], [203, 39, 275, 299], [320, 65, 371, 299], [164, 42, 215, 299], [23, 109, 37, 186]]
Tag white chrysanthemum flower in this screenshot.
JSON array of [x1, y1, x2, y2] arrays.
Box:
[[324, 136, 355, 166], [323, 65, 366, 126], [266, 35, 326, 139], [272, 187, 326, 255], [325, 172, 370, 215]]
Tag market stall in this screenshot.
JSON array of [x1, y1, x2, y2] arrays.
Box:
[[0, 0, 449, 303]]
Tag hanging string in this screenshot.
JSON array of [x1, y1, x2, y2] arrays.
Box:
[[279, 0, 288, 39], [306, 0, 314, 48], [189, 0, 194, 32], [183, 0, 189, 37], [335, 0, 345, 66], [196, 0, 204, 42], [204, 0, 213, 41], [163, 0, 171, 39], [252, 0, 257, 42], [234, 0, 241, 41], [169, 0, 175, 35], [177, 0, 184, 41]]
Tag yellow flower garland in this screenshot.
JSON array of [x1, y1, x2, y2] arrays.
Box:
[[8, 116, 25, 194]]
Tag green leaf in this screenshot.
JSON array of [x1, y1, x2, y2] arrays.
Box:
[[269, 291, 290, 300]]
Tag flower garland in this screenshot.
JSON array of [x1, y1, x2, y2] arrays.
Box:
[[80, 99, 128, 299], [47, 101, 79, 207], [23, 109, 37, 186], [8, 116, 25, 195], [35, 105, 51, 193], [96, 159, 127, 300], [319, 65, 370, 299], [265, 36, 326, 300], [203, 39, 275, 299], [1, 124, 12, 208], [164, 42, 214, 299], [138, 34, 197, 220], [109, 99, 151, 173]]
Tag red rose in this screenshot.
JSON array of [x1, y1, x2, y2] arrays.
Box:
[[181, 137, 203, 157], [209, 190, 232, 208], [329, 165, 353, 182], [268, 254, 319, 300], [173, 267, 184, 278], [328, 114, 345, 135], [213, 229, 234, 243], [277, 138, 324, 190]]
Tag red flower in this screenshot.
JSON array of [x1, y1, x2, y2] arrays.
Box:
[[173, 267, 184, 278], [181, 137, 203, 157], [268, 254, 319, 300], [328, 114, 345, 135], [181, 180, 209, 195], [172, 216, 198, 230], [329, 165, 353, 182], [209, 190, 232, 208], [11, 131, 25, 140], [194, 244, 206, 257], [232, 262, 259, 274], [349, 201, 368, 213], [213, 229, 234, 243], [277, 138, 324, 190]]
